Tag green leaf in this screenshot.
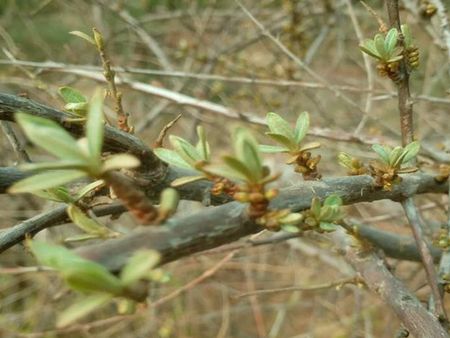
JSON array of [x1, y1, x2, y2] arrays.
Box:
[[374, 34, 387, 60], [401, 24, 412, 48], [399, 141, 420, 165], [20, 161, 88, 172], [384, 28, 398, 55], [69, 30, 95, 45], [169, 135, 202, 166], [299, 142, 321, 152], [29, 240, 82, 270], [311, 197, 321, 219], [223, 156, 254, 182], [101, 154, 141, 173], [324, 194, 342, 207], [195, 126, 210, 161], [154, 148, 193, 169], [319, 222, 338, 232], [372, 144, 390, 164], [204, 164, 248, 182], [359, 39, 381, 59], [59, 87, 87, 104], [57, 293, 113, 328], [120, 250, 160, 286], [258, 144, 290, 153], [389, 146, 403, 166], [9, 170, 86, 193], [337, 152, 353, 169], [67, 204, 112, 236], [266, 112, 296, 142], [240, 139, 262, 181], [64, 102, 88, 114], [158, 188, 179, 216], [86, 89, 104, 160], [281, 224, 300, 233], [170, 175, 206, 187], [74, 180, 105, 201], [32, 186, 74, 203], [266, 132, 297, 151], [279, 213, 303, 225], [15, 113, 86, 161], [294, 112, 310, 144]]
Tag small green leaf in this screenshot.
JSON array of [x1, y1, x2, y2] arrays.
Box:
[[266, 112, 296, 142], [299, 142, 320, 152], [294, 112, 310, 144], [389, 146, 403, 166], [69, 30, 95, 45], [240, 139, 262, 181], [401, 24, 412, 48], [323, 194, 342, 207], [9, 170, 86, 193], [384, 28, 398, 54], [59, 87, 87, 104], [337, 152, 353, 169], [258, 144, 290, 153], [101, 154, 141, 173], [120, 250, 160, 286], [20, 161, 88, 172], [86, 89, 104, 160], [16, 113, 86, 161], [372, 144, 390, 164], [67, 204, 112, 236], [223, 156, 253, 181], [359, 39, 381, 59], [32, 187, 74, 203], [169, 135, 202, 166], [279, 213, 303, 225], [64, 102, 88, 114], [170, 175, 206, 187], [158, 188, 179, 217], [195, 126, 210, 161], [399, 141, 420, 165], [311, 197, 321, 219], [281, 224, 300, 233], [154, 148, 192, 169], [374, 34, 387, 60], [74, 180, 105, 201], [319, 222, 338, 232], [205, 164, 248, 182], [57, 293, 113, 328], [266, 133, 297, 151]]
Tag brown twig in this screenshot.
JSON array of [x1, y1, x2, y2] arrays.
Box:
[[152, 114, 182, 148]]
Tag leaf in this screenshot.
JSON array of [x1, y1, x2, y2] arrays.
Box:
[[258, 144, 290, 153], [279, 213, 303, 225], [74, 180, 105, 201], [374, 34, 387, 60], [294, 112, 310, 144], [239, 138, 262, 181], [69, 30, 95, 45], [222, 156, 253, 182], [170, 175, 206, 187], [64, 102, 88, 114], [158, 188, 179, 217], [59, 87, 87, 104], [67, 204, 112, 236], [299, 142, 321, 152], [401, 24, 412, 47], [281, 224, 300, 233], [319, 222, 338, 232], [204, 164, 248, 182], [29, 240, 82, 270], [389, 146, 403, 166], [371, 144, 390, 164], [32, 186, 74, 203], [384, 28, 398, 55], [195, 126, 210, 161], [9, 170, 86, 193], [57, 293, 113, 328], [266, 132, 297, 151], [311, 197, 321, 219], [266, 112, 296, 142], [324, 194, 342, 207], [169, 135, 202, 166], [20, 161, 88, 172], [338, 152, 353, 169], [101, 154, 141, 173], [359, 39, 381, 59], [154, 148, 192, 169], [86, 89, 104, 160], [15, 113, 86, 161], [399, 141, 420, 165], [120, 250, 160, 286]]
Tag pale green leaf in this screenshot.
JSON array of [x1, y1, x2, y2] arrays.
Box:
[[294, 112, 310, 144], [15, 113, 86, 161], [311, 197, 321, 219], [389, 146, 403, 166], [258, 144, 290, 153], [204, 164, 248, 182], [401, 24, 413, 47], [9, 170, 86, 193], [266, 112, 296, 142], [64, 102, 88, 113], [86, 89, 104, 160], [372, 144, 390, 164], [67, 204, 112, 236], [32, 186, 74, 203], [158, 188, 179, 216], [101, 154, 140, 173], [170, 175, 206, 187], [223, 156, 253, 181], [59, 87, 87, 104], [266, 132, 297, 151], [319, 222, 338, 232], [337, 152, 353, 169], [195, 126, 210, 161], [384, 28, 398, 55], [57, 293, 113, 328], [281, 224, 300, 233], [20, 161, 88, 172], [154, 148, 192, 169], [359, 39, 382, 59], [324, 194, 342, 207], [374, 34, 387, 60], [69, 31, 95, 45], [169, 135, 202, 166], [279, 213, 303, 225], [74, 180, 105, 201], [399, 141, 420, 165], [120, 250, 160, 286]]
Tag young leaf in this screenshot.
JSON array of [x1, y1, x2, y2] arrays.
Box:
[[15, 113, 86, 161], [20, 161, 88, 172], [323, 194, 343, 207], [169, 135, 202, 166], [67, 205, 113, 236], [389, 146, 403, 167], [281, 224, 300, 233], [101, 154, 140, 173], [359, 39, 381, 59], [57, 293, 113, 328], [9, 170, 86, 193], [171, 175, 206, 187], [311, 197, 321, 219], [32, 187, 74, 204], [279, 213, 303, 225], [74, 180, 105, 201], [371, 144, 390, 164], [69, 30, 95, 45], [259, 144, 290, 153], [266, 113, 296, 142], [195, 126, 210, 161], [399, 141, 420, 165], [266, 132, 297, 151], [239, 138, 262, 181], [154, 148, 192, 169], [222, 156, 253, 181], [29, 240, 82, 270], [120, 250, 160, 286], [86, 89, 104, 160], [338, 152, 353, 169], [294, 112, 310, 144], [158, 188, 179, 218], [384, 28, 398, 54], [401, 24, 413, 48], [59, 87, 87, 104], [374, 34, 387, 60], [64, 102, 88, 114], [205, 164, 248, 182], [319, 222, 338, 232]]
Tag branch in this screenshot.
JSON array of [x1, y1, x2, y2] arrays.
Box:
[[76, 173, 448, 272]]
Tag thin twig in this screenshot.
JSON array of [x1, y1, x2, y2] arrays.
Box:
[[0, 121, 31, 162]]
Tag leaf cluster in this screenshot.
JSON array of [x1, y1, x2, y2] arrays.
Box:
[[359, 28, 403, 63], [305, 195, 344, 232]]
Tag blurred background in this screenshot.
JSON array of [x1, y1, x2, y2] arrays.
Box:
[[0, 0, 449, 337]]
